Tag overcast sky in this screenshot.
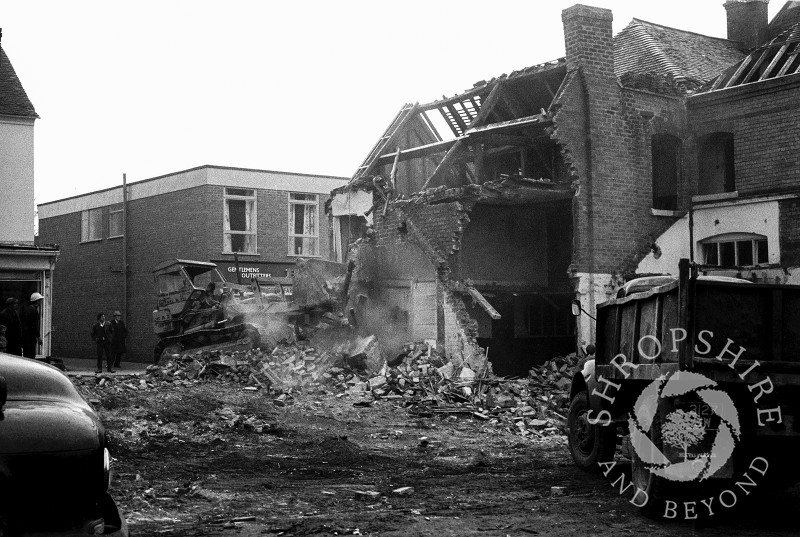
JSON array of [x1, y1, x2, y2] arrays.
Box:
[[0, 1, 781, 204]]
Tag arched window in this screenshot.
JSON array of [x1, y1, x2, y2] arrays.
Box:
[[698, 133, 735, 195], [701, 233, 768, 267], [651, 134, 681, 210]]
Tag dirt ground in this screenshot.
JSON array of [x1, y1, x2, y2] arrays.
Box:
[[81, 379, 800, 536]]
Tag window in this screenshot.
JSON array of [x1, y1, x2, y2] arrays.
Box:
[[81, 208, 103, 242], [526, 293, 574, 337], [698, 133, 735, 195], [223, 188, 257, 254], [109, 204, 123, 238], [288, 193, 319, 256], [651, 135, 681, 211], [702, 233, 769, 267]]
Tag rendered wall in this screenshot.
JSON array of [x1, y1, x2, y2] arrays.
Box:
[[0, 118, 35, 243]]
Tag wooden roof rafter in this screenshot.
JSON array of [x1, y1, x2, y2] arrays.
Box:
[[422, 81, 507, 190], [710, 24, 800, 91], [350, 103, 421, 183]]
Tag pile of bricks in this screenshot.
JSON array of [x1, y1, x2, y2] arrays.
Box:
[[72, 340, 580, 441], [142, 343, 344, 391]]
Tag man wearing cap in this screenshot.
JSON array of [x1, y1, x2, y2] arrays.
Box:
[[110, 310, 128, 368], [21, 292, 44, 359], [0, 298, 23, 356]]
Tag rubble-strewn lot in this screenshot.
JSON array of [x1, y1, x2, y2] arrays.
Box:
[[71, 345, 800, 536]]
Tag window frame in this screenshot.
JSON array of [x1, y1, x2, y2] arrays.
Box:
[[223, 188, 258, 255], [80, 207, 103, 243], [287, 192, 320, 257], [701, 233, 769, 268], [108, 203, 124, 239], [651, 134, 681, 211]]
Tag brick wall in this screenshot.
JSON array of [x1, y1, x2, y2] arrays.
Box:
[[780, 198, 800, 267], [688, 78, 800, 197], [38, 184, 335, 363], [557, 5, 686, 275]]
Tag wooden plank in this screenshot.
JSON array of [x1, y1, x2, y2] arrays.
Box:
[[742, 45, 774, 84], [446, 103, 468, 134], [375, 138, 456, 165], [759, 43, 791, 81], [724, 54, 754, 88], [438, 106, 462, 138], [389, 146, 401, 190], [422, 82, 506, 190], [416, 84, 489, 113], [352, 103, 419, 181], [776, 49, 800, 77], [466, 286, 501, 320], [464, 114, 547, 135]]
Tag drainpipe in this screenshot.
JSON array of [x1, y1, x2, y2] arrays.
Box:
[[122, 173, 128, 320], [579, 67, 596, 344]]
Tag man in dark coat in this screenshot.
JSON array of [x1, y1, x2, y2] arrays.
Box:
[[110, 310, 128, 368], [0, 298, 23, 356], [21, 292, 44, 359], [90, 312, 114, 373]]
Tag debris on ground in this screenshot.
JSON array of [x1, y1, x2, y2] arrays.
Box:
[[71, 339, 578, 442]]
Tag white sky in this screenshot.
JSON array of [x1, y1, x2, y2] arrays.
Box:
[[0, 1, 782, 204]]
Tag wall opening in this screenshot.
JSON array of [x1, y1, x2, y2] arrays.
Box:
[[651, 134, 681, 210], [698, 132, 735, 195]]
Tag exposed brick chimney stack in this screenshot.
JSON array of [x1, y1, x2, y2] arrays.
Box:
[[562, 4, 615, 81], [724, 0, 770, 50]]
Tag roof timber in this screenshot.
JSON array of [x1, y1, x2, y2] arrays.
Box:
[[372, 113, 550, 178], [422, 81, 507, 189], [709, 24, 800, 91], [374, 138, 458, 165]]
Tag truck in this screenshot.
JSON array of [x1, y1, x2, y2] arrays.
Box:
[[151, 258, 352, 363], [567, 259, 800, 517]]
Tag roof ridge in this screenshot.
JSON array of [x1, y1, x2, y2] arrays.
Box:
[[629, 17, 739, 45], [624, 21, 682, 80]]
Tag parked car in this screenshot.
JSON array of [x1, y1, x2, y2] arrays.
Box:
[[0, 353, 128, 535]]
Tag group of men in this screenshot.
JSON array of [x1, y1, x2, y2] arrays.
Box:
[[0, 293, 44, 358], [90, 311, 128, 374]]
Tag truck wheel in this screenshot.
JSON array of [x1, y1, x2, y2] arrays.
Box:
[[567, 390, 616, 471]]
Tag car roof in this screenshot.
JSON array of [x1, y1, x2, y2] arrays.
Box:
[[0, 354, 86, 404]]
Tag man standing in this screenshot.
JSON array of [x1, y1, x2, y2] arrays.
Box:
[[110, 310, 128, 368], [90, 313, 114, 373], [21, 292, 44, 359], [0, 298, 23, 356]]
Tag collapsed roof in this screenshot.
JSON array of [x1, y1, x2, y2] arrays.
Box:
[[704, 21, 800, 91]]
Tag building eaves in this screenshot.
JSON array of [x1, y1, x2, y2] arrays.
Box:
[[0, 46, 38, 119]]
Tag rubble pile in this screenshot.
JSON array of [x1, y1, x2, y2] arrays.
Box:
[[143, 344, 344, 391], [71, 339, 580, 442]]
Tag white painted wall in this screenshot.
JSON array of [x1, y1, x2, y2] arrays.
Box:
[[637, 198, 784, 275], [0, 116, 35, 242], [574, 272, 624, 348]]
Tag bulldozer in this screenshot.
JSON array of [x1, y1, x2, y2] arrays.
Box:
[[151, 258, 353, 363]]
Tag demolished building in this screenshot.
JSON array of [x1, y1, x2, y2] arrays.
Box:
[[331, 1, 800, 377]]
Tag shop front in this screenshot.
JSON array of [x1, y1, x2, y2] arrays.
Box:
[[0, 244, 59, 357]]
